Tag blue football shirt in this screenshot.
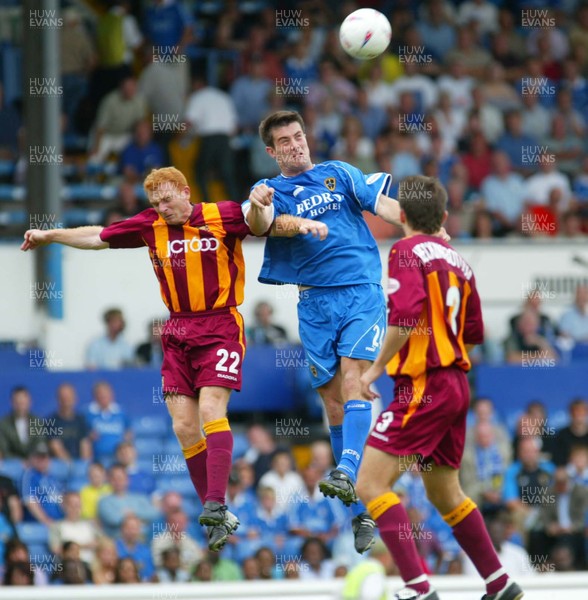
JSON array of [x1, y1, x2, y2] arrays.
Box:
[[243, 161, 391, 287]]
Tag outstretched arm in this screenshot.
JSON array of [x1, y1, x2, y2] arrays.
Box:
[[376, 193, 450, 241], [21, 226, 108, 251], [376, 193, 402, 225]]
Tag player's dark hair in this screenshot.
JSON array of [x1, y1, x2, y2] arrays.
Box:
[[259, 111, 306, 148], [398, 176, 447, 234]]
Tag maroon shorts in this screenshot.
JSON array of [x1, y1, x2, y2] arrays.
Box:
[[161, 307, 246, 396], [367, 367, 470, 469]]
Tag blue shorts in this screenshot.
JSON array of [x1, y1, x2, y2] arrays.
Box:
[[297, 284, 386, 388]]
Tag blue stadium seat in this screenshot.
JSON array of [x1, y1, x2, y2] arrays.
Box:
[[66, 477, 88, 492], [0, 184, 23, 201], [16, 522, 49, 546], [63, 209, 103, 226], [0, 458, 24, 483], [0, 209, 26, 225], [62, 184, 117, 201], [135, 437, 158, 458], [132, 416, 169, 438], [0, 160, 15, 178], [156, 475, 194, 496], [48, 459, 71, 482], [232, 432, 249, 459], [70, 459, 90, 480], [162, 438, 182, 455], [137, 458, 154, 474]]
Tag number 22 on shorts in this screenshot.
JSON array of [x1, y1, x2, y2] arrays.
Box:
[[215, 349, 240, 374]]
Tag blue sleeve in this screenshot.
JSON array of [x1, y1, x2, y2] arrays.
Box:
[[335, 161, 392, 214], [502, 464, 519, 503]]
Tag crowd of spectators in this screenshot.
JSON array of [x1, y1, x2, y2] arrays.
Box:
[[0, 379, 586, 585], [1, 0, 587, 238]]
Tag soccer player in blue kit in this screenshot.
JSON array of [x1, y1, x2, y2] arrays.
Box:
[[244, 111, 447, 554]]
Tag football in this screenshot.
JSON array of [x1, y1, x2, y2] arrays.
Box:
[[339, 8, 392, 60]]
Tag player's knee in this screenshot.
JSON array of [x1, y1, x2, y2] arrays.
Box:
[[340, 369, 361, 400], [171, 415, 198, 444]]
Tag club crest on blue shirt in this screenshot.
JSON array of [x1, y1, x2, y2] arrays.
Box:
[[324, 177, 336, 192]]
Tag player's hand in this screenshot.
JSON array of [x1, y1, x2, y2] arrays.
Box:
[[21, 229, 51, 251], [299, 219, 328, 240], [248, 183, 274, 208], [360, 364, 384, 400], [435, 227, 451, 242]]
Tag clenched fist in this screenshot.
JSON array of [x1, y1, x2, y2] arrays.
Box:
[[249, 184, 274, 208]]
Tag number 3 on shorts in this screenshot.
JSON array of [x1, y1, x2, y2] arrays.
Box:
[[215, 349, 240, 374], [375, 410, 394, 433]]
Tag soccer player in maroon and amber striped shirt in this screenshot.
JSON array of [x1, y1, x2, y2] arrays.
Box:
[[357, 176, 523, 600], [22, 166, 327, 552]]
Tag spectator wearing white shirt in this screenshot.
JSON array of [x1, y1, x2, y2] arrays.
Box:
[[524, 160, 573, 211], [462, 515, 536, 578], [258, 449, 304, 515], [520, 92, 551, 141], [390, 61, 439, 112], [437, 59, 474, 110], [470, 86, 504, 143], [89, 74, 148, 164], [86, 308, 134, 370], [433, 90, 467, 151], [457, 0, 499, 35], [184, 74, 238, 203], [480, 151, 526, 235], [559, 285, 588, 343], [49, 491, 99, 565]]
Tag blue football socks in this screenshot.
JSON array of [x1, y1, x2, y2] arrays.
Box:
[[338, 400, 372, 481]]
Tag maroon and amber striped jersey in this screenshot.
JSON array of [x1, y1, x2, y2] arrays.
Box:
[[100, 202, 251, 313], [386, 234, 483, 379]]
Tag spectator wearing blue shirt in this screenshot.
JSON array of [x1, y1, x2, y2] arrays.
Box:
[[86, 381, 131, 463], [495, 110, 540, 176], [116, 514, 155, 581], [460, 422, 504, 510], [559, 287, 588, 344], [516, 57, 557, 110], [480, 151, 527, 236], [287, 466, 339, 548], [119, 120, 164, 183], [21, 442, 64, 525], [115, 441, 155, 496], [143, 0, 193, 55], [502, 437, 555, 532], [47, 383, 91, 462], [230, 60, 273, 133], [86, 308, 134, 370], [353, 88, 387, 141], [98, 464, 160, 538], [235, 487, 289, 561], [415, 0, 456, 62]]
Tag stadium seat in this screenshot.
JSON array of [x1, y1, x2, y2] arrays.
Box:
[[0, 458, 24, 484], [65, 477, 87, 492], [132, 415, 169, 438], [135, 437, 158, 458], [155, 475, 194, 496], [69, 459, 90, 480], [63, 208, 103, 227], [162, 438, 182, 455], [232, 432, 249, 459], [0, 184, 24, 201], [16, 522, 49, 546]]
